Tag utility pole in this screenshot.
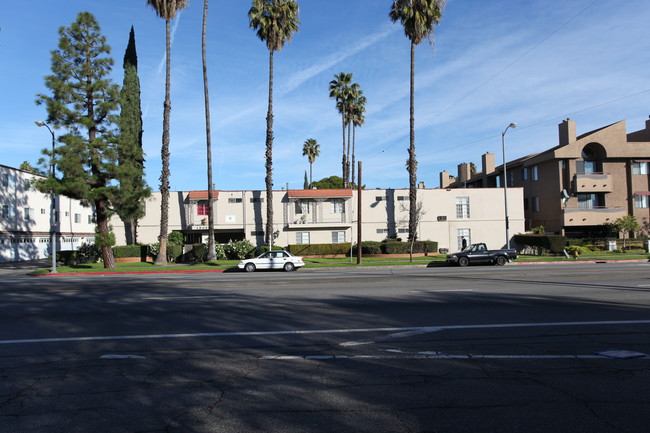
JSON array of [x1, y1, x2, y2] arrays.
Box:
[[357, 161, 362, 265]]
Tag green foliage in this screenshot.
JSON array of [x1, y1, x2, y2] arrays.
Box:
[[112, 245, 141, 258], [95, 229, 116, 248], [167, 245, 183, 262], [225, 239, 256, 259], [191, 243, 207, 263], [35, 12, 120, 267], [530, 225, 545, 235], [147, 243, 159, 258], [355, 241, 383, 255], [168, 230, 185, 246], [214, 243, 226, 260], [288, 243, 351, 256], [114, 26, 150, 237], [77, 243, 102, 263], [311, 176, 344, 189]]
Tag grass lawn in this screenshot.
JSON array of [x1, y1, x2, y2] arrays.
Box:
[[30, 251, 648, 275]]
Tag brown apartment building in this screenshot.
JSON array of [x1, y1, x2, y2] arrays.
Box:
[[440, 117, 650, 238]]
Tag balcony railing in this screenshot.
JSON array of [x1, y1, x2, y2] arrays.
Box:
[[573, 172, 613, 193]]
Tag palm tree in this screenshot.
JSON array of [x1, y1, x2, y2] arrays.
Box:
[[249, 0, 300, 247], [350, 93, 366, 185], [146, 0, 189, 266], [328, 72, 352, 187], [201, 0, 216, 261], [302, 138, 320, 188], [389, 0, 444, 242]]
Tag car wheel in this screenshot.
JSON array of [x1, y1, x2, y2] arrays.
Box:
[[244, 263, 256, 272], [458, 257, 469, 267], [495, 256, 507, 266], [283, 262, 295, 272]]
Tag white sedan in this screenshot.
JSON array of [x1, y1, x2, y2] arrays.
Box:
[[238, 250, 305, 272]]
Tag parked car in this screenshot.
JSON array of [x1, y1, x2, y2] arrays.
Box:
[[238, 250, 305, 272], [446, 243, 517, 266]]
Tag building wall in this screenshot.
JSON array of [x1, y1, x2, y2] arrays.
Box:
[[110, 187, 525, 253], [0, 164, 95, 262]]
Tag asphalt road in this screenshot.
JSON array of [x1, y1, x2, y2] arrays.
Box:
[[1, 262, 649, 432]]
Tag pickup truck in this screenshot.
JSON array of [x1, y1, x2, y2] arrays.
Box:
[[446, 243, 517, 266]]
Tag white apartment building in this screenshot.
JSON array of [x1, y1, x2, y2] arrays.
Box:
[[0, 164, 96, 262], [111, 187, 524, 253]]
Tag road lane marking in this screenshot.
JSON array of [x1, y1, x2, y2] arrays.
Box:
[[2, 319, 650, 346], [260, 354, 643, 360], [339, 319, 650, 346]]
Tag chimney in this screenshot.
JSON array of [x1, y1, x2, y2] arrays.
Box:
[[457, 162, 471, 183], [418, 181, 426, 189], [482, 152, 495, 174], [439, 171, 451, 188], [558, 118, 576, 146]]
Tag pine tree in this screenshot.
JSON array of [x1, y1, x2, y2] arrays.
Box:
[[116, 26, 150, 245], [35, 11, 121, 268]]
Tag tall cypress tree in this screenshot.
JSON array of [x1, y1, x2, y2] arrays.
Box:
[[35, 11, 121, 268], [116, 26, 150, 245]]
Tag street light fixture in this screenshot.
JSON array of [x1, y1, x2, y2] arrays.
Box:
[[35, 120, 57, 274], [501, 122, 517, 249]]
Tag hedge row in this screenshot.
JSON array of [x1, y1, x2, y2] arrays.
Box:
[[111, 244, 183, 261], [287, 241, 439, 256], [513, 234, 567, 254], [288, 243, 352, 256]]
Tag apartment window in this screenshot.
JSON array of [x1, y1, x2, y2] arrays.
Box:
[[577, 193, 603, 209], [296, 232, 310, 244], [88, 215, 94, 224], [74, 213, 81, 224], [41, 208, 46, 215], [2, 205, 15, 218], [531, 166, 539, 181], [523, 198, 529, 211], [457, 229, 471, 251], [633, 162, 648, 175], [375, 196, 387, 201], [1, 174, 7, 187], [521, 167, 528, 181], [250, 230, 264, 236], [398, 228, 409, 234], [634, 194, 649, 208], [508, 171, 514, 187], [532, 197, 540, 213], [376, 228, 389, 234], [295, 200, 310, 214], [249, 197, 264, 203], [397, 196, 408, 201], [331, 231, 346, 244], [228, 198, 243, 203], [24, 208, 34, 221], [456, 197, 470, 219], [197, 201, 209, 215], [331, 199, 344, 214]]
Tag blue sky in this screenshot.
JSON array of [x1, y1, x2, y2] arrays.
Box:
[[2, 0, 649, 192]]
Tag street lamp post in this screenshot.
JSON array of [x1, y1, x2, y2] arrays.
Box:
[[501, 122, 517, 249], [35, 120, 57, 274]]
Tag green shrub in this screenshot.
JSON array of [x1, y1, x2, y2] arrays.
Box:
[[191, 243, 207, 263], [77, 243, 101, 263], [214, 243, 226, 260], [225, 239, 256, 259], [112, 245, 141, 258], [167, 245, 183, 262], [168, 231, 185, 246], [288, 243, 351, 256], [382, 241, 410, 254]]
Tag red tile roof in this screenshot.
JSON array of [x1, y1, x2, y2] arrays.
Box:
[[287, 189, 353, 198], [188, 190, 220, 199]]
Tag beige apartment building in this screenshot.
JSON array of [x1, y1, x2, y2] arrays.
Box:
[[440, 118, 650, 238], [111, 187, 524, 253], [0, 164, 96, 262]]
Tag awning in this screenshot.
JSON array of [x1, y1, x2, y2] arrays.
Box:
[[634, 191, 650, 196]]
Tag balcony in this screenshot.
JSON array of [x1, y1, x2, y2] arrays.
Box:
[[563, 206, 626, 226], [288, 213, 351, 229], [573, 173, 613, 193]]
